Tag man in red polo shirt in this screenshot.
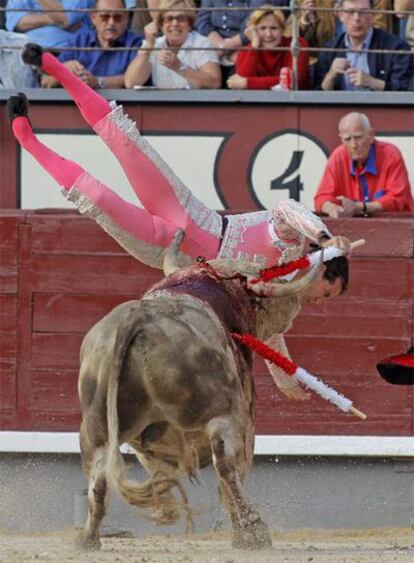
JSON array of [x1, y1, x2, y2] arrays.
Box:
[[314, 112, 413, 218]]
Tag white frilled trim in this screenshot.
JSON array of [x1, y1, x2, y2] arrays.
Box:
[[107, 102, 222, 239], [63, 186, 193, 269]]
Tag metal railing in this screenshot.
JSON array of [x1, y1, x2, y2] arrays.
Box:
[[1, 2, 413, 90]]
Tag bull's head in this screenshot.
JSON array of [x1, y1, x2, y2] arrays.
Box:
[[163, 229, 323, 297], [246, 262, 322, 297], [207, 256, 323, 298]]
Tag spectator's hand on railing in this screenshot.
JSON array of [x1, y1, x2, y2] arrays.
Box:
[[63, 61, 99, 88], [345, 68, 385, 91], [64, 60, 87, 76], [321, 201, 346, 218], [321, 197, 363, 218], [227, 73, 248, 89]]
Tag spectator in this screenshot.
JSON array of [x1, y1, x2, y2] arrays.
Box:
[[314, 112, 414, 217], [336, 1, 399, 35], [0, 30, 39, 87], [130, 0, 159, 35], [371, 0, 397, 33], [227, 6, 309, 89], [395, 0, 414, 49], [1, 0, 6, 30], [6, 0, 94, 49], [313, 0, 413, 90], [124, 0, 221, 89], [285, 0, 337, 67], [41, 0, 143, 88], [195, 0, 290, 84]]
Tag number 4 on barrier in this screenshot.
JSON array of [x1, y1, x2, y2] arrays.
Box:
[[270, 150, 304, 200]]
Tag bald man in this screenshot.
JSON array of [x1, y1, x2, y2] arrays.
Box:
[[314, 112, 414, 218]]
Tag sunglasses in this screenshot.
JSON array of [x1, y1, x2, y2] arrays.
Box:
[[163, 14, 188, 24], [96, 13, 125, 23]]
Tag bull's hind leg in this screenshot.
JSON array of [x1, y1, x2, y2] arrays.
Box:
[[78, 426, 108, 550], [208, 420, 272, 550]]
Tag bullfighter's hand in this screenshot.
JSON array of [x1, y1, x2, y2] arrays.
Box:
[[280, 384, 310, 400], [321, 233, 352, 256]]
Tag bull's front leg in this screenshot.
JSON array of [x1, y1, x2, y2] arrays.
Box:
[[209, 422, 272, 550]]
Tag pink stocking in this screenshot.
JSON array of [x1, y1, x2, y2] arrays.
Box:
[[12, 116, 83, 187], [41, 52, 110, 127], [11, 115, 211, 262]]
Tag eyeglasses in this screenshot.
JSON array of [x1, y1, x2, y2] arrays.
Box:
[[163, 14, 188, 24], [96, 13, 125, 23]]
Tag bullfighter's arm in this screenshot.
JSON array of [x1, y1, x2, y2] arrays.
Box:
[[272, 199, 352, 260], [264, 334, 310, 401], [272, 199, 331, 245]]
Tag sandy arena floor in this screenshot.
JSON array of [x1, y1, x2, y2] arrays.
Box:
[[0, 528, 412, 563]]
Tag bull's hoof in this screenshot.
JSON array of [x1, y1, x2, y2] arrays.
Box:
[[22, 43, 44, 67], [6, 93, 29, 126], [232, 517, 273, 550], [77, 531, 102, 551]]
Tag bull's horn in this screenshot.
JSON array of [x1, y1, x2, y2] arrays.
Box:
[[252, 262, 322, 297], [207, 258, 263, 278], [163, 228, 185, 277], [351, 239, 365, 250]]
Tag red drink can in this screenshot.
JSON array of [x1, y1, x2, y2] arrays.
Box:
[[279, 67, 292, 90]]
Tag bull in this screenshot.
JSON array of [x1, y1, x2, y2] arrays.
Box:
[[78, 231, 319, 550]]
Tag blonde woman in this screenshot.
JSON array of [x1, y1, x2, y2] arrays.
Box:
[[125, 0, 221, 89], [227, 6, 309, 89]]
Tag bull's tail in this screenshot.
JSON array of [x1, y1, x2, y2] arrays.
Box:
[[104, 304, 193, 528]]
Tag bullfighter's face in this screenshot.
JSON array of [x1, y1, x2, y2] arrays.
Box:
[[300, 272, 343, 305]]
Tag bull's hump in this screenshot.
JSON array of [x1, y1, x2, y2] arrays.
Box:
[[146, 268, 256, 336]]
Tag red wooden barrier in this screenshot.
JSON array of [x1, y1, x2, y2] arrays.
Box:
[[0, 210, 413, 435]]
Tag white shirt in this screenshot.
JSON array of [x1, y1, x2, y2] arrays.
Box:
[[146, 30, 218, 89]]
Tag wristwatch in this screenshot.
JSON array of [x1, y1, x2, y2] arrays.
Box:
[[178, 63, 187, 75], [97, 76, 105, 89]]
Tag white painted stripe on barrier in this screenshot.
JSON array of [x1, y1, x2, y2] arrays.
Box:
[[0, 432, 413, 457]]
